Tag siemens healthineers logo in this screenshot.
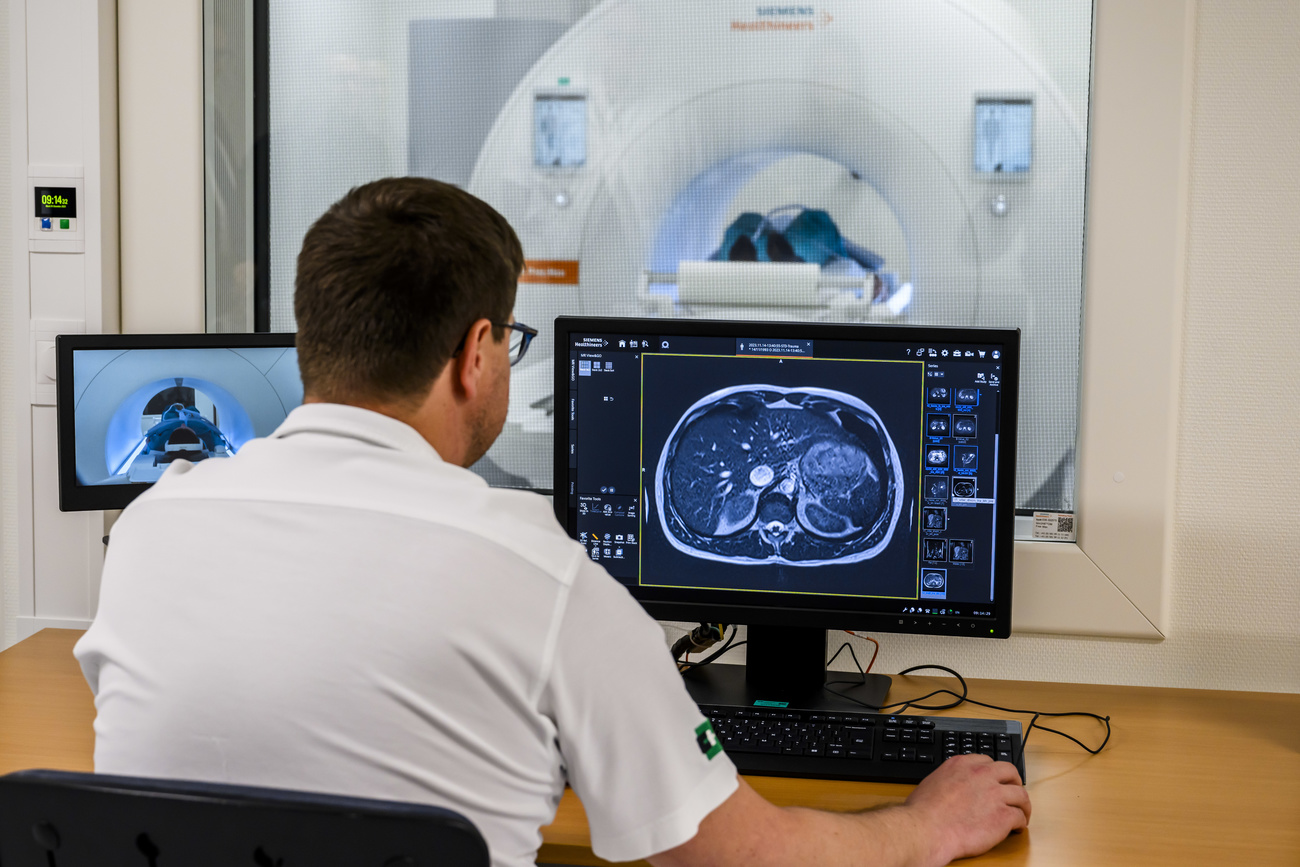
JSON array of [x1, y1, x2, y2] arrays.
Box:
[[732, 5, 833, 32]]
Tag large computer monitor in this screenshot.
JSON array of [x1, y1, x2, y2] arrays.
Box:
[[554, 317, 1020, 709], [56, 333, 302, 512]]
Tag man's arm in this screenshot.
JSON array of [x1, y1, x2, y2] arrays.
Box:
[[650, 754, 1031, 867]]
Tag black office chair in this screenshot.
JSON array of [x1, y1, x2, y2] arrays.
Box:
[[0, 769, 489, 866]]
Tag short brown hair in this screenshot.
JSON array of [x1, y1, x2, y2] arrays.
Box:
[[294, 177, 523, 405]]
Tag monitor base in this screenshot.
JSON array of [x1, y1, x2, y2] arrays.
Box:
[[681, 662, 892, 713]]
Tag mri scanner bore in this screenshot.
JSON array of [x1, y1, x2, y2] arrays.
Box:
[[262, 0, 1089, 512], [129, 385, 233, 481]]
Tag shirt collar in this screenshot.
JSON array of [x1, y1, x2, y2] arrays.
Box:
[[270, 403, 443, 460]]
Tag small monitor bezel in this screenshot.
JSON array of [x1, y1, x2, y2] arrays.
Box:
[[553, 316, 1020, 639], [55, 332, 297, 513]]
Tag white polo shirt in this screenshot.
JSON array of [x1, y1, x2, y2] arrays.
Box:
[[75, 404, 737, 867]]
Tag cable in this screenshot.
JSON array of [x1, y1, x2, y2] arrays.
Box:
[[824, 660, 1111, 763], [842, 630, 880, 673], [677, 625, 747, 669], [670, 623, 727, 663]]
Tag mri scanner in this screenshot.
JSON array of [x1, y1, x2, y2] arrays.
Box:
[[59, 342, 303, 509], [444, 0, 1087, 505]]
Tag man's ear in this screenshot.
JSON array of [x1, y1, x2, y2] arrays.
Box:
[[453, 318, 495, 399]]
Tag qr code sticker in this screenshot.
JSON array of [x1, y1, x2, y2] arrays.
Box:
[[1032, 512, 1077, 541]]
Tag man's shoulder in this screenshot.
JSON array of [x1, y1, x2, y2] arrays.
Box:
[[129, 438, 586, 587]]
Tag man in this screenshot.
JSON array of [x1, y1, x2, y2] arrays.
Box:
[[75, 178, 1029, 867]]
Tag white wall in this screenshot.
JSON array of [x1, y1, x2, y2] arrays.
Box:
[[5, 0, 119, 645], [119, 0, 203, 333]]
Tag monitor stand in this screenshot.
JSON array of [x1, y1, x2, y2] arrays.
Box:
[[680, 625, 892, 713]]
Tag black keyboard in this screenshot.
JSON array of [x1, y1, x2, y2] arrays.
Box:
[[701, 704, 1026, 785]]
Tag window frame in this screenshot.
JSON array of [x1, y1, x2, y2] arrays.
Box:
[[180, 0, 1192, 639]]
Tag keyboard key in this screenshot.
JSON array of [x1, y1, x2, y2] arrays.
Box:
[[882, 747, 900, 762], [883, 728, 900, 742], [917, 748, 935, 763], [901, 729, 917, 742], [901, 746, 917, 761]]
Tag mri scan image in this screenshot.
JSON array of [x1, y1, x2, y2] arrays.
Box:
[[927, 413, 950, 436], [922, 507, 947, 531], [653, 384, 904, 567], [922, 538, 948, 562], [950, 540, 974, 563], [921, 569, 948, 592], [925, 475, 950, 501]]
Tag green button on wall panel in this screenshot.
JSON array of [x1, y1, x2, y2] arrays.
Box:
[[59, 219, 69, 229]]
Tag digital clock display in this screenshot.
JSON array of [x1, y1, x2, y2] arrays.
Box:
[[35, 187, 77, 218]]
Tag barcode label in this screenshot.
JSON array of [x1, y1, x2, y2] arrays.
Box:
[[1032, 511, 1077, 541]]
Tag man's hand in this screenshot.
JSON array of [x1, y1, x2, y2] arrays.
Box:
[[651, 756, 1030, 867], [904, 754, 1031, 864]]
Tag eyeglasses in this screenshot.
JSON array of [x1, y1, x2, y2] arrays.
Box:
[[453, 320, 538, 367], [501, 321, 538, 367]]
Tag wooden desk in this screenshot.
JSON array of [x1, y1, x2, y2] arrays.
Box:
[[3, 629, 1297, 865]]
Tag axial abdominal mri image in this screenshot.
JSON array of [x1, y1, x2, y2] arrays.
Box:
[[654, 384, 904, 567]]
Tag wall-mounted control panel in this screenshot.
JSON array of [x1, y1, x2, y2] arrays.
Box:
[[35, 185, 77, 232], [29, 168, 85, 252]]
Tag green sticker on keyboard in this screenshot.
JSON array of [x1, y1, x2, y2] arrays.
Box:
[[753, 700, 789, 707]]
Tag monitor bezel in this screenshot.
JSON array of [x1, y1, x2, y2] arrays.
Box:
[[553, 316, 1021, 640], [55, 332, 297, 513]]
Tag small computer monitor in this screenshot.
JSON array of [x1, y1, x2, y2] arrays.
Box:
[[974, 97, 1033, 174], [554, 317, 1020, 708], [56, 333, 302, 512]]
